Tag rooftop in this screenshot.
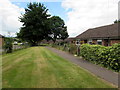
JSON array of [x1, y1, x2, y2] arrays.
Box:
[[76, 23, 120, 39]]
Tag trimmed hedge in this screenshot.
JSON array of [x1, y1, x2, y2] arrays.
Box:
[[80, 43, 120, 72]]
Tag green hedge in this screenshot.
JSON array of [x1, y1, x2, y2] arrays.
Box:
[[80, 43, 120, 72]]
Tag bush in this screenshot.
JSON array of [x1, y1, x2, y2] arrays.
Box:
[[3, 38, 13, 53], [68, 44, 77, 55], [51, 43, 78, 55], [80, 43, 120, 72]]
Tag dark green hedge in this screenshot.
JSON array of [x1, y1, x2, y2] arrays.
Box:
[[80, 43, 120, 72]]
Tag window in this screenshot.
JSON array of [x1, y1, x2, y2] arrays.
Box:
[[97, 40, 102, 45], [88, 39, 92, 44]]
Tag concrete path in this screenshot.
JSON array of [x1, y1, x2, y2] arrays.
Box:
[[46, 47, 119, 87]]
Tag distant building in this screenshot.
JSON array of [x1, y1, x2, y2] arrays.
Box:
[[0, 34, 4, 47], [76, 23, 120, 46], [64, 37, 76, 44]]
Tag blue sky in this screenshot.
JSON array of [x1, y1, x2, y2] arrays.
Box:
[[12, 2, 68, 23]]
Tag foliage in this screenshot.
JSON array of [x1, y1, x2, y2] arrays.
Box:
[[17, 2, 51, 46], [51, 43, 78, 55], [80, 44, 120, 72], [17, 3, 69, 46], [48, 16, 69, 42], [13, 37, 22, 43], [114, 19, 120, 23], [3, 37, 13, 53], [68, 44, 77, 54]]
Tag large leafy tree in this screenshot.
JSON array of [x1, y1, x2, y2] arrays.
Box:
[[49, 16, 69, 42], [17, 2, 51, 46]]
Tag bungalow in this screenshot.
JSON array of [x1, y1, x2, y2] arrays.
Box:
[[76, 23, 120, 46], [0, 34, 4, 47]]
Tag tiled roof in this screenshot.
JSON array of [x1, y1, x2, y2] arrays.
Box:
[[76, 23, 120, 39]]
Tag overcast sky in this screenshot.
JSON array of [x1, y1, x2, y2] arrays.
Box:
[[0, 0, 119, 37], [118, 1, 120, 20]]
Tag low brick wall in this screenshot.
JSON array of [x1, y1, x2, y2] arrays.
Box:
[[110, 40, 120, 45]]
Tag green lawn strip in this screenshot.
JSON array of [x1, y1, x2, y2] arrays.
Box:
[[2, 47, 37, 88], [34, 47, 61, 88], [41, 47, 114, 88], [2, 47, 115, 88], [2, 48, 30, 66], [2, 50, 32, 72]]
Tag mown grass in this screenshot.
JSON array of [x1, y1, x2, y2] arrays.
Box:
[[2, 47, 116, 88]]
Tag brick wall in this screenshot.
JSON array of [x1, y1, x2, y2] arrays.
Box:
[[110, 40, 120, 45], [102, 40, 110, 46], [0, 37, 4, 47], [92, 40, 97, 44]]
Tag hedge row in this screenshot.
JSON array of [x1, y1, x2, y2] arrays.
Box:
[[80, 43, 120, 72]]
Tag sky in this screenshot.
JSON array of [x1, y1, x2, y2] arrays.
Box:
[[0, 0, 119, 37]]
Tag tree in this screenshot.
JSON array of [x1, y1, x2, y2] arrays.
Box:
[[59, 26, 69, 40], [114, 19, 120, 23], [49, 16, 69, 42], [17, 2, 51, 46]]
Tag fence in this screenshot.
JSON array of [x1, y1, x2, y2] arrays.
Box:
[[13, 45, 26, 50], [1, 44, 29, 54]]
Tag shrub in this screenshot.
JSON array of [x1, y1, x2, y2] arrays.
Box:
[[69, 44, 77, 55], [3, 37, 13, 53], [51, 43, 78, 55], [80, 44, 120, 72], [106, 43, 120, 71]]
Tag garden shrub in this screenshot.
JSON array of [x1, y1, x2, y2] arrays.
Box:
[[3, 37, 13, 53], [106, 43, 120, 71], [51, 43, 78, 55], [80, 43, 120, 72], [68, 44, 77, 55]]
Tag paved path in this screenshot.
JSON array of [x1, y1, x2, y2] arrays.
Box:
[[46, 47, 118, 87]]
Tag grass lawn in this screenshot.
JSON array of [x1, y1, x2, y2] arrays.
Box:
[[2, 47, 115, 88]]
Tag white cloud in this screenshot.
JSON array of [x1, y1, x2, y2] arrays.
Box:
[[62, 0, 119, 37], [9, 0, 63, 2], [0, 0, 25, 37]]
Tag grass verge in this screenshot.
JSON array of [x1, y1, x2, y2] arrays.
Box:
[[2, 47, 116, 88]]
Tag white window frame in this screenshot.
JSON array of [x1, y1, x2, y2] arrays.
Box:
[[97, 40, 102, 45]]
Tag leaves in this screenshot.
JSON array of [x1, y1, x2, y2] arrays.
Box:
[[80, 43, 120, 72], [3, 37, 13, 53], [17, 3, 68, 46], [49, 16, 69, 42], [18, 2, 51, 46]]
